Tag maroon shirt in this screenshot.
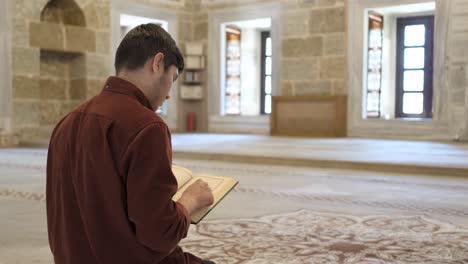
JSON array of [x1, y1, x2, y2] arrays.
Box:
[[46, 77, 201, 264]]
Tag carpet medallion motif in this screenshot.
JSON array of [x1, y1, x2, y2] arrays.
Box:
[[181, 210, 468, 264]]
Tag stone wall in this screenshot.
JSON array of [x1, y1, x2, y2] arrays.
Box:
[[9, 0, 112, 142], [3, 0, 468, 142], [5, 0, 195, 143], [187, 0, 347, 132], [112, 0, 206, 132], [178, 0, 208, 131], [196, 0, 346, 98], [0, 0, 12, 137], [280, 0, 346, 96], [448, 0, 468, 140]]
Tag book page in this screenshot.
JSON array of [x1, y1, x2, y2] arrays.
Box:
[[190, 174, 238, 224], [171, 174, 235, 205], [170, 166, 239, 224], [172, 165, 192, 189]]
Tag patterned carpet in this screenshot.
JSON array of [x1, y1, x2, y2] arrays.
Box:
[[1, 149, 468, 263], [180, 210, 468, 264]]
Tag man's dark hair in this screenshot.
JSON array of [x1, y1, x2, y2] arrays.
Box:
[[115, 23, 184, 74]]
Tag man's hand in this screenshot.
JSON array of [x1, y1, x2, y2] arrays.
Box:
[[177, 179, 214, 215]]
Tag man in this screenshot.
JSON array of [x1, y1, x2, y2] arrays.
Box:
[[46, 24, 215, 264]]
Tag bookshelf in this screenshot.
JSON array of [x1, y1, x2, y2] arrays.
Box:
[[181, 42, 204, 100]]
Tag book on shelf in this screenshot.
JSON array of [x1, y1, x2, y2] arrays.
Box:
[[172, 165, 238, 224]]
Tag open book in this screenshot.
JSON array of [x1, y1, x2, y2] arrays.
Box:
[[172, 165, 238, 224]]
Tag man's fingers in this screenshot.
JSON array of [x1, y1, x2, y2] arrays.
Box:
[[196, 179, 209, 188]]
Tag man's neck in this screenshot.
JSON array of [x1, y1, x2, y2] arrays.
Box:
[[116, 71, 155, 109], [116, 72, 159, 111], [117, 71, 146, 93]]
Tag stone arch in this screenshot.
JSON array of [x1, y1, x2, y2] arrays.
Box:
[[41, 0, 86, 26]]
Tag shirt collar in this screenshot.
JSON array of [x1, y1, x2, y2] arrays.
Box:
[[103, 76, 154, 111]]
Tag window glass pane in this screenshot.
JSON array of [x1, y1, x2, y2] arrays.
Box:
[[227, 59, 241, 75], [404, 70, 424, 91], [405, 25, 425, 46], [266, 37, 272, 56], [369, 29, 383, 49], [403, 93, 424, 114], [265, 57, 272, 75], [366, 92, 380, 113], [404, 47, 425, 69], [264, 95, 271, 114], [226, 77, 241, 94], [368, 49, 382, 69], [156, 105, 163, 114], [265, 76, 272, 94], [367, 72, 381, 91], [226, 94, 241, 115]]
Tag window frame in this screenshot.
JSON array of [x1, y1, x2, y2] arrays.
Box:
[[260, 31, 271, 115], [395, 15, 434, 118]]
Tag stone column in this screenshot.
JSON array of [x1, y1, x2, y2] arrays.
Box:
[[0, 0, 12, 132], [463, 64, 468, 141]]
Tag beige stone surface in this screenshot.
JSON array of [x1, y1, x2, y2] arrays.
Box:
[[39, 102, 63, 126], [61, 101, 81, 116], [40, 79, 67, 100], [201, 0, 269, 9], [317, 0, 344, 6], [281, 58, 318, 81], [12, 19, 29, 48], [194, 22, 208, 41], [332, 79, 346, 95], [12, 76, 40, 99], [179, 21, 194, 43], [281, 81, 294, 95], [281, 11, 309, 37], [39, 51, 70, 78], [95, 3, 111, 30], [282, 37, 323, 57], [12, 48, 40, 76], [449, 32, 468, 61], [69, 55, 87, 80], [309, 7, 345, 34], [70, 79, 87, 100], [87, 79, 106, 98], [41, 0, 86, 26], [195, 12, 208, 21], [294, 80, 332, 95], [65, 25, 96, 53], [0, 133, 19, 147], [29, 22, 64, 51], [82, 3, 100, 29], [449, 65, 466, 106], [297, 0, 318, 8], [13, 101, 41, 127], [16, 127, 43, 142], [320, 56, 346, 79], [86, 54, 111, 78], [324, 33, 345, 56], [95, 31, 110, 54], [11, 0, 45, 20]]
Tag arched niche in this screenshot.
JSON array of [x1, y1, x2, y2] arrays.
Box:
[[41, 0, 86, 26]]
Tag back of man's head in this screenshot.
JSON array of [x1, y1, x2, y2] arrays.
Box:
[[114, 23, 184, 74]]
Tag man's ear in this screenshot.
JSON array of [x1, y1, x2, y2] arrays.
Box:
[[152, 53, 165, 73]]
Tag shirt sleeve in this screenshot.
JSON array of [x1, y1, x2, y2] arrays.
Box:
[[122, 122, 191, 254]]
